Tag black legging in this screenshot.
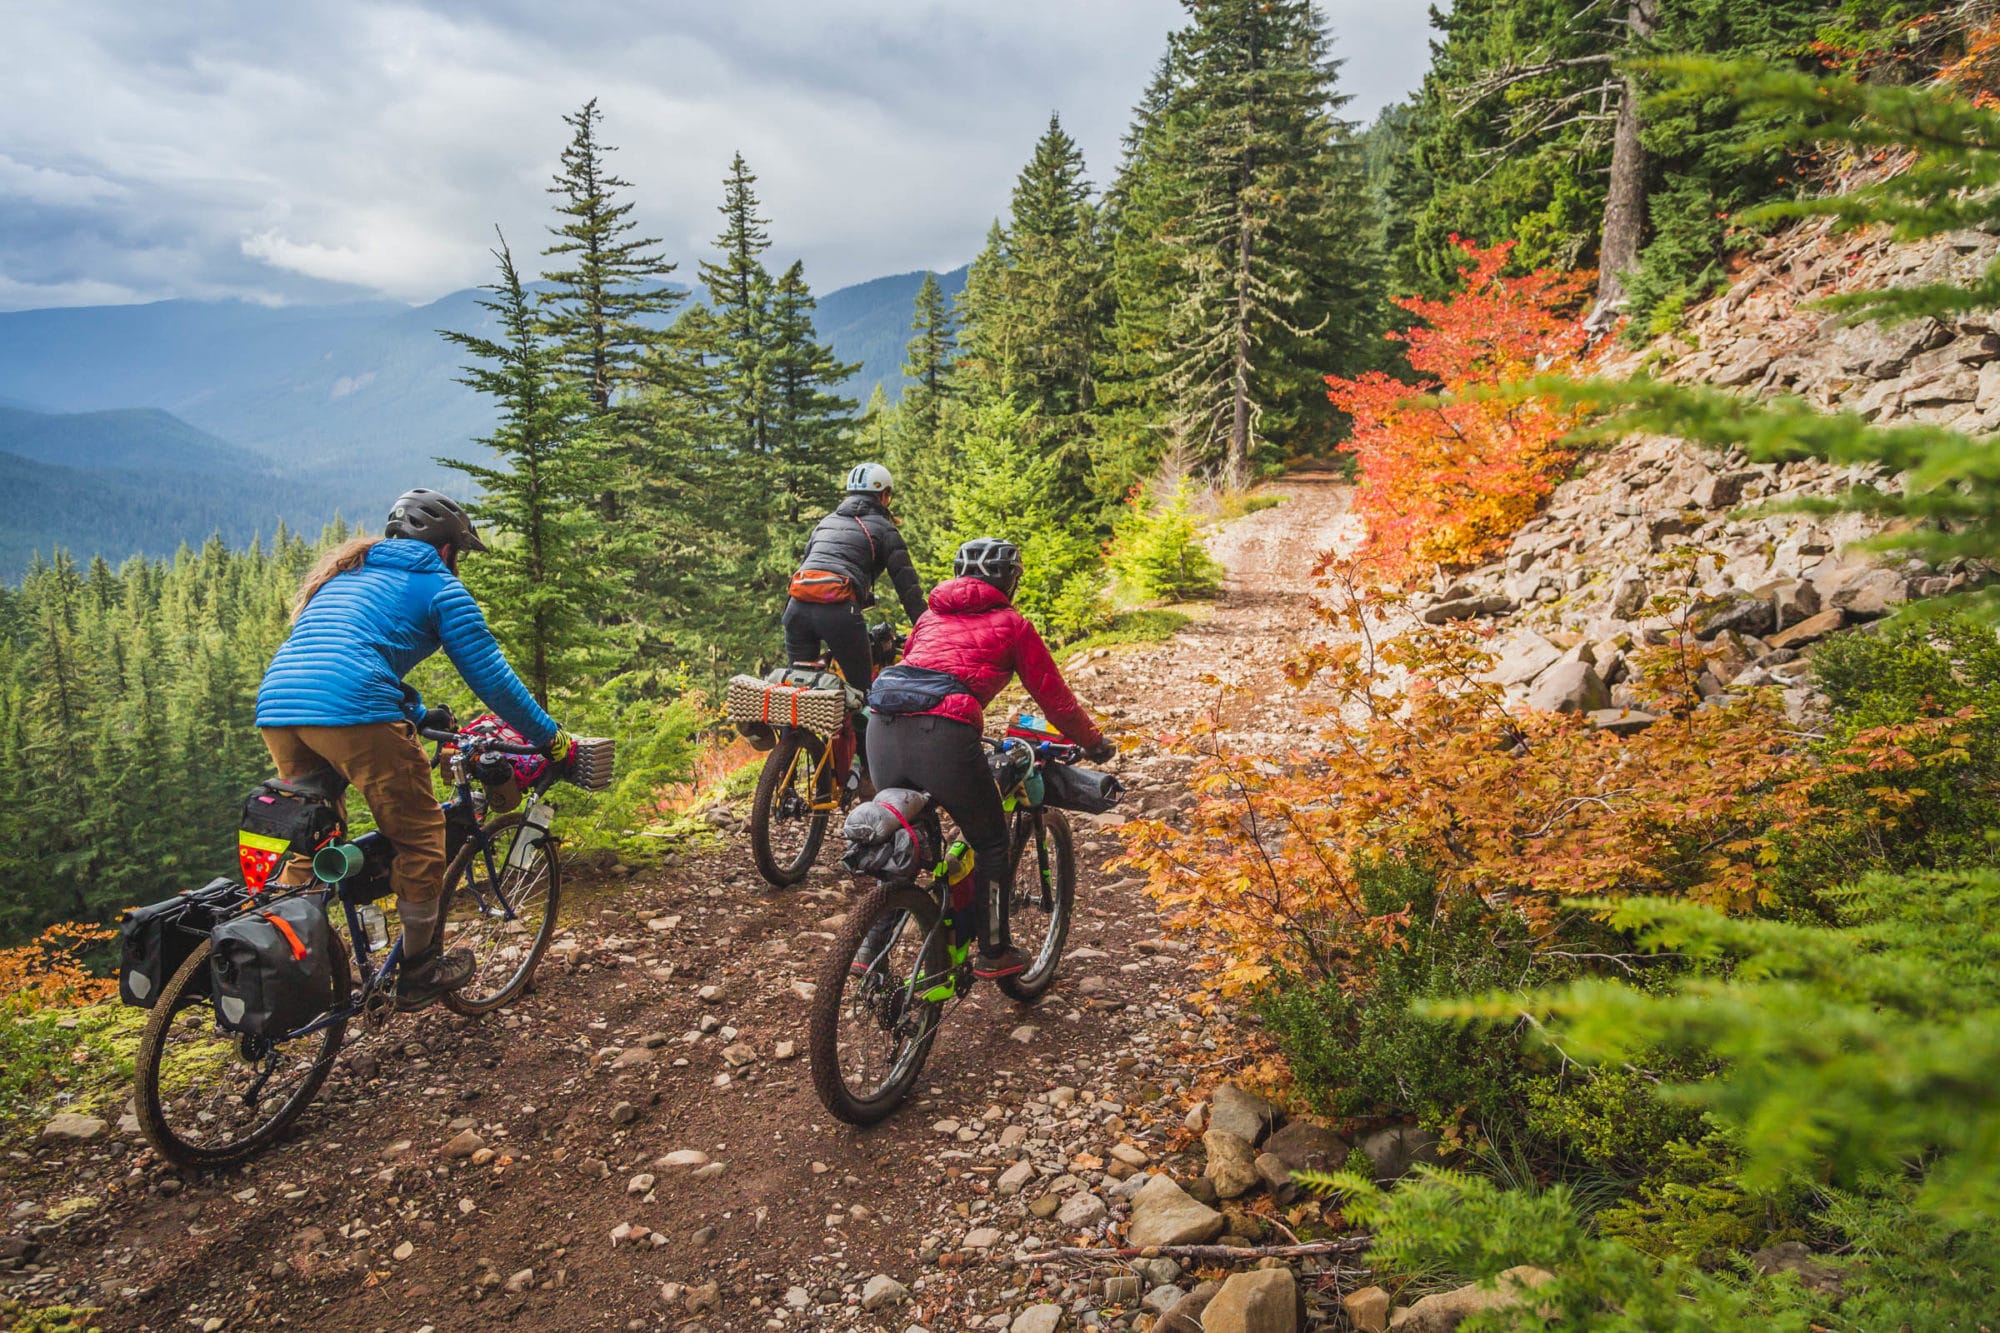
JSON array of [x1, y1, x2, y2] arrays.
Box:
[[867, 711, 1013, 952], [784, 597, 874, 768]]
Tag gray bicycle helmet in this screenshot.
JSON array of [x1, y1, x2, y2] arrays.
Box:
[[953, 536, 1022, 598], [385, 488, 486, 553]]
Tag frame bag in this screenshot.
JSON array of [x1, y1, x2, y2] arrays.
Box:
[[209, 895, 339, 1038], [1041, 763, 1124, 815], [118, 877, 251, 1009]]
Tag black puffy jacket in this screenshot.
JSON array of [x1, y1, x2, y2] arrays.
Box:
[[797, 495, 926, 620]]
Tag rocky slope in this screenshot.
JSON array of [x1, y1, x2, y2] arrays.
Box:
[[1412, 219, 2000, 724]]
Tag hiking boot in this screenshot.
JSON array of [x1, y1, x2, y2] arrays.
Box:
[[396, 947, 475, 1011], [850, 915, 900, 976], [972, 946, 1028, 981]]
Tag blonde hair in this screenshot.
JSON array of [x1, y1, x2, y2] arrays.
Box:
[[291, 535, 382, 621]]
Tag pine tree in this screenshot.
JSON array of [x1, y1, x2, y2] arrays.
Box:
[[541, 99, 682, 415], [693, 153, 778, 459], [1144, 0, 1380, 479], [442, 236, 615, 704], [766, 260, 858, 544], [902, 270, 957, 458]]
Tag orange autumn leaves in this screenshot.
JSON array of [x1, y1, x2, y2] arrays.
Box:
[[1327, 239, 1594, 580]]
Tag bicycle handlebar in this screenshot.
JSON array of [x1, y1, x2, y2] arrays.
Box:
[[420, 727, 546, 757]]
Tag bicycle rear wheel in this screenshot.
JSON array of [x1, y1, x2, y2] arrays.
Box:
[[135, 936, 351, 1169], [440, 812, 562, 1015], [809, 884, 950, 1125], [999, 808, 1075, 1004], [750, 730, 832, 887]]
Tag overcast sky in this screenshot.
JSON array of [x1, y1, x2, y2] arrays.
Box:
[[0, 1, 1440, 312]]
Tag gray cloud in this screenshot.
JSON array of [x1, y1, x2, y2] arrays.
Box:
[[0, 1, 1438, 309]]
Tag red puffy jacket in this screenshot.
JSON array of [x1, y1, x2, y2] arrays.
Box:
[[899, 577, 1104, 747]]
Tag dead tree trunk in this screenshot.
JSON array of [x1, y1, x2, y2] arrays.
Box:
[[1591, 0, 1659, 331]]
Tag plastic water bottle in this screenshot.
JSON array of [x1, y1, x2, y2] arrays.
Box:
[[357, 904, 390, 953]]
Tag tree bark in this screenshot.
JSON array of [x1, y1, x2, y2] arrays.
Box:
[[1592, 0, 1658, 329]]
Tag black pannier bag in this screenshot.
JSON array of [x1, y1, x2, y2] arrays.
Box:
[[118, 878, 251, 1008], [865, 664, 974, 716], [841, 787, 934, 880], [238, 776, 342, 891], [209, 895, 339, 1038], [1041, 764, 1124, 815]]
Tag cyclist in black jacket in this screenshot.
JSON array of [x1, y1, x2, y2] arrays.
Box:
[[785, 463, 926, 690]]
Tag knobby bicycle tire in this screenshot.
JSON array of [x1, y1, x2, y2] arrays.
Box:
[[998, 808, 1075, 1004], [135, 933, 351, 1170], [809, 883, 948, 1125], [751, 730, 832, 887], [441, 811, 562, 1016]]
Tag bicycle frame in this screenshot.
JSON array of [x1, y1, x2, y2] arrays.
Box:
[[255, 749, 554, 1045]]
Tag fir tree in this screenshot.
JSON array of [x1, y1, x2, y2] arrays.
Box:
[[766, 260, 859, 542], [693, 153, 778, 459], [540, 99, 682, 415], [442, 236, 615, 703], [901, 270, 957, 459]]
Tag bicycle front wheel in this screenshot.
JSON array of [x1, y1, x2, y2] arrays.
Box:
[[999, 808, 1075, 1004], [809, 884, 950, 1125], [135, 936, 350, 1170], [750, 730, 832, 887], [440, 811, 562, 1015]]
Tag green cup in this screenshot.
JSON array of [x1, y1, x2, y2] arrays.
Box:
[[312, 841, 365, 883]]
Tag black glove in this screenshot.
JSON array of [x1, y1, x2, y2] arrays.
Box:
[[1084, 737, 1117, 764], [422, 703, 458, 734]]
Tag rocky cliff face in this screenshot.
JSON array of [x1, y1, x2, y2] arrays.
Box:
[[1411, 217, 2000, 726]]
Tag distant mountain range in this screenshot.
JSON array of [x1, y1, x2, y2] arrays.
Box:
[[0, 264, 967, 579]]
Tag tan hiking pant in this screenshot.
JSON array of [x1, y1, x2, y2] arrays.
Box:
[[260, 721, 448, 949]]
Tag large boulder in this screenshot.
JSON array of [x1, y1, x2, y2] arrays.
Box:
[[1421, 594, 1513, 625], [1767, 607, 1848, 650], [1207, 1084, 1281, 1146], [1831, 567, 1911, 619], [1360, 1124, 1442, 1184], [1201, 1268, 1299, 1333], [1126, 1175, 1226, 1248], [1204, 1128, 1262, 1200], [1692, 592, 1777, 641], [1488, 632, 1563, 688], [1524, 660, 1609, 715], [1262, 1120, 1350, 1175], [1388, 1266, 1554, 1332]]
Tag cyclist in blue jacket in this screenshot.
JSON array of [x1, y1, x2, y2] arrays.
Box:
[[256, 489, 571, 1009]]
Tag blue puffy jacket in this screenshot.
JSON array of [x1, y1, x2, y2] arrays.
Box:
[[255, 538, 558, 747]]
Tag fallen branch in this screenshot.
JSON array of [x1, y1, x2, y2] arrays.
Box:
[[1014, 1239, 1371, 1265]]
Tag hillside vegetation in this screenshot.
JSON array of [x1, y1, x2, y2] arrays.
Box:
[[9, 3, 2000, 1329]]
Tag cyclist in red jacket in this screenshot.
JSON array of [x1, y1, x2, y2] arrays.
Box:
[[866, 537, 1115, 979]]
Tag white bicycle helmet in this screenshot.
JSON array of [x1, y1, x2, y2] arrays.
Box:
[[846, 462, 893, 495]]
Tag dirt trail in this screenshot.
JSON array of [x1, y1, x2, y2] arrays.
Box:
[[2, 478, 1356, 1333]]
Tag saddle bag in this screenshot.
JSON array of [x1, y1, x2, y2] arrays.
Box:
[[238, 778, 342, 891], [865, 664, 974, 717], [1041, 763, 1124, 815], [840, 787, 934, 881], [117, 877, 251, 1009], [209, 895, 339, 1038]]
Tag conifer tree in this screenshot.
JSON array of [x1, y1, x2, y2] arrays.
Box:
[[901, 270, 957, 459], [693, 153, 778, 459], [766, 260, 859, 542], [541, 99, 682, 415], [443, 236, 614, 704], [1144, 0, 1379, 480]]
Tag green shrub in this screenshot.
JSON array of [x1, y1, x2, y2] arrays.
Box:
[[1108, 483, 1224, 602]]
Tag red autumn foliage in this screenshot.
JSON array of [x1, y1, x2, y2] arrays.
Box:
[[1327, 239, 1594, 581]]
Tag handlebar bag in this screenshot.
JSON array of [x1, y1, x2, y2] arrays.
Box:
[[118, 877, 251, 1009], [209, 895, 338, 1038], [461, 712, 551, 790], [238, 778, 342, 891], [840, 787, 934, 880], [865, 664, 975, 717], [1041, 764, 1124, 815]]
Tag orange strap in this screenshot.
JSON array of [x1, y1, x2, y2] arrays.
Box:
[[759, 684, 804, 727], [262, 911, 308, 961]]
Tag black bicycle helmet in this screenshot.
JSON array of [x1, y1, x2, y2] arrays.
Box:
[[385, 488, 486, 552], [953, 536, 1023, 598]]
